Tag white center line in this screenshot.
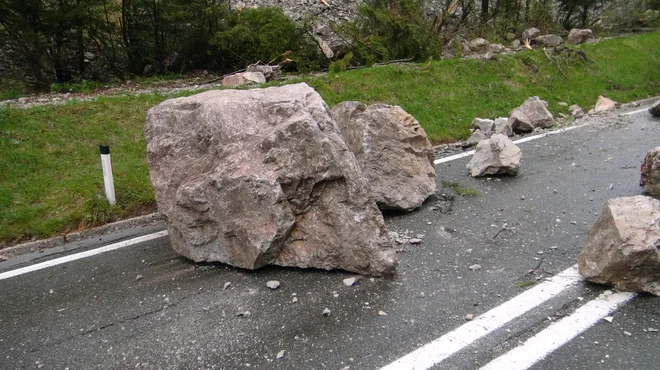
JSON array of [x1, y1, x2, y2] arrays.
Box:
[[434, 125, 583, 165], [379, 265, 582, 370], [480, 291, 636, 370], [0, 230, 169, 281]]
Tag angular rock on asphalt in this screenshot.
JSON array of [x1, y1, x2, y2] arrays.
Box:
[[465, 130, 488, 147], [577, 196, 660, 296], [509, 96, 555, 133], [471, 118, 495, 134], [145, 83, 397, 276], [467, 134, 521, 177], [331, 101, 436, 212], [589, 95, 617, 114], [567, 29, 593, 44], [649, 99, 660, 117], [640, 147, 660, 197], [493, 117, 513, 136]]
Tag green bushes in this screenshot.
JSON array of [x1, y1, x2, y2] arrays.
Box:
[[334, 0, 443, 64], [212, 7, 326, 72]]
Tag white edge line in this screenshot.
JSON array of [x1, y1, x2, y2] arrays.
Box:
[[480, 291, 636, 370], [434, 125, 583, 165], [0, 230, 169, 281], [619, 107, 650, 116], [379, 265, 582, 370]]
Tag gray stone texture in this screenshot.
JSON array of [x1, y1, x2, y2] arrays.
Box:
[[567, 29, 593, 44], [578, 196, 660, 296], [535, 34, 564, 47], [331, 102, 436, 212], [145, 83, 397, 276], [641, 147, 660, 197], [467, 134, 521, 177], [509, 96, 555, 134]]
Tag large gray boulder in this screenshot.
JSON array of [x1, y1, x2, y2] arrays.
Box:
[[567, 29, 593, 44], [641, 147, 660, 197], [578, 196, 660, 296], [508, 96, 555, 134], [145, 83, 397, 276], [535, 34, 563, 47], [649, 99, 660, 117], [467, 134, 521, 177], [331, 102, 436, 212]]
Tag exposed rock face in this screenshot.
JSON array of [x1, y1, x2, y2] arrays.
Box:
[[509, 96, 555, 134], [567, 29, 593, 44], [641, 147, 660, 197], [589, 95, 617, 114], [649, 99, 660, 117], [577, 196, 660, 296], [570, 104, 585, 118], [467, 134, 521, 177], [222, 72, 266, 87], [535, 34, 563, 47], [331, 102, 436, 212], [145, 83, 397, 276], [522, 28, 540, 40]]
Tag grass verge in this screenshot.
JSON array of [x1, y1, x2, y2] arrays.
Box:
[[1, 32, 659, 246]]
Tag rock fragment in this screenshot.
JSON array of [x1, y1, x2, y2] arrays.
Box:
[[570, 104, 585, 118], [322, 308, 331, 316], [467, 134, 522, 177], [276, 350, 286, 359], [469, 264, 482, 271], [535, 34, 563, 47], [509, 97, 555, 133], [589, 95, 617, 114], [343, 277, 357, 287], [221, 72, 266, 87], [577, 196, 660, 295], [640, 147, 660, 197], [649, 99, 660, 117], [522, 28, 540, 41], [145, 83, 397, 276], [266, 281, 281, 290], [331, 102, 436, 212], [471, 118, 495, 134], [469, 38, 490, 52], [493, 117, 513, 136]]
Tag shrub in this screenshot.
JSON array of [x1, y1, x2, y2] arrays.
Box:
[[212, 7, 326, 72]]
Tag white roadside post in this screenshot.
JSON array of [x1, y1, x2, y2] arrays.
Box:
[[99, 145, 116, 205]]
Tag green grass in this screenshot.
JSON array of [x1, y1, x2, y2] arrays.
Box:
[[517, 280, 536, 289], [1, 32, 659, 246], [442, 181, 480, 197]]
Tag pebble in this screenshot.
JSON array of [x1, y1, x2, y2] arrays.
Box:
[[604, 316, 614, 323], [537, 251, 544, 255], [469, 264, 482, 271], [322, 308, 331, 316], [292, 297, 298, 303], [343, 277, 357, 287], [465, 314, 474, 321], [276, 350, 286, 359], [224, 282, 231, 290], [136, 275, 143, 281], [623, 331, 632, 336], [378, 311, 387, 316], [409, 238, 422, 245], [237, 310, 251, 317], [266, 281, 280, 290], [647, 327, 658, 332]]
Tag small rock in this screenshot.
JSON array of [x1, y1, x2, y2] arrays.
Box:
[[570, 104, 585, 118], [649, 99, 660, 117], [266, 280, 281, 290], [512, 39, 521, 49], [224, 282, 231, 290], [276, 350, 286, 359], [589, 96, 617, 114], [343, 277, 357, 287], [292, 297, 298, 303], [322, 308, 331, 316], [522, 28, 540, 41], [535, 34, 563, 47], [472, 118, 494, 134], [647, 327, 659, 332], [49, 289, 54, 294], [640, 147, 660, 196], [465, 313, 474, 321], [604, 316, 614, 323], [467, 134, 521, 177], [0, 254, 7, 262], [537, 251, 544, 255], [623, 331, 632, 336], [409, 238, 422, 245], [136, 275, 143, 281], [237, 310, 251, 317], [469, 264, 482, 271], [567, 29, 593, 44]]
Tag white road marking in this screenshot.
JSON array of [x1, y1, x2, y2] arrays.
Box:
[[0, 230, 169, 281], [619, 107, 650, 116], [480, 291, 636, 370], [379, 265, 582, 370], [434, 125, 583, 165]]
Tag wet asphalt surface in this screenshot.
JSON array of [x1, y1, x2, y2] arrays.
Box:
[[1, 108, 659, 370]]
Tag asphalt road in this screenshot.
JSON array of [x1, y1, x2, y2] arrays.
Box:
[[1, 106, 659, 370]]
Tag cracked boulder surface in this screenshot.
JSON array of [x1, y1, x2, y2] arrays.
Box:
[[145, 83, 397, 276], [467, 134, 522, 177], [578, 196, 660, 295], [331, 102, 436, 212]]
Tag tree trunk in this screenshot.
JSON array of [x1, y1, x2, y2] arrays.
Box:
[[481, 0, 489, 23]]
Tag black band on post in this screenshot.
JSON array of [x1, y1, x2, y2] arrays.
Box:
[[99, 145, 110, 155]]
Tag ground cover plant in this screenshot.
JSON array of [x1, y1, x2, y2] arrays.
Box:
[[0, 32, 659, 246]]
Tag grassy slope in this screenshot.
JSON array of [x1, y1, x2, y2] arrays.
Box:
[[1, 32, 659, 245]]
